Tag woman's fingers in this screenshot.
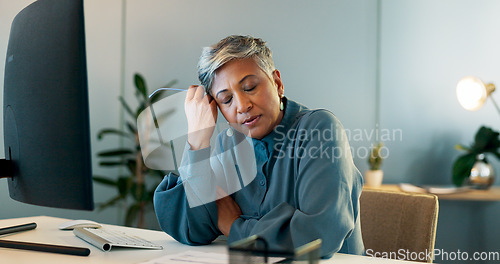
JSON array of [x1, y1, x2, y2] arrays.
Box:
[[185, 85, 199, 102], [184, 85, 217, 150], [185, 85, 206, 102], [194, 85, 205, 100]]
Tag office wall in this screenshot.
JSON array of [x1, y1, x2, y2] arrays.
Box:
[[380, 0, 500, 263], [0, 0, 124, 225]]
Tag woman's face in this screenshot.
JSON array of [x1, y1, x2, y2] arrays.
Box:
[[211, 58, 284, 139]]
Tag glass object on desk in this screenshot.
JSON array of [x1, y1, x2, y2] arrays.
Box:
[[468, 153, 495, 189], [229, 235, 321, 264]]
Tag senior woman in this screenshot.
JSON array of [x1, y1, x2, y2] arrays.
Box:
[[153, 35, 364, 258]]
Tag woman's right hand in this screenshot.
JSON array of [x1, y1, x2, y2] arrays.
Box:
[[184, 85, 218, 150]]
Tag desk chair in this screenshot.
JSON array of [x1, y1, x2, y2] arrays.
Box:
[[360, 189, 439, 263]]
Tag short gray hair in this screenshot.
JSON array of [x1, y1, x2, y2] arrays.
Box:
[[197, 35, 275, 95]]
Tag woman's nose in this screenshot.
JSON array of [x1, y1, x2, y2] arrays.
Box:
[[234, 93, 252, 113]]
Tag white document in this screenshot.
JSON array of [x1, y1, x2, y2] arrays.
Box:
[[140, 250, 228, 264], [140, 250, 285, 264], [398, 183, 472, 194]]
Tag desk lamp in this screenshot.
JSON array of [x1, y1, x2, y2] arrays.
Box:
[[456, 76, 499, 114]]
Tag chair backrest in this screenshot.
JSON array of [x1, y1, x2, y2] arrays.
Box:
[[360, 189, 439, 263]]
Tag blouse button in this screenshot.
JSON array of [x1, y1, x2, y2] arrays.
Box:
[[259, 179, 266, 186]]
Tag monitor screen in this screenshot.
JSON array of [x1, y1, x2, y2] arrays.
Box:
[[2, 0, 94, 210]]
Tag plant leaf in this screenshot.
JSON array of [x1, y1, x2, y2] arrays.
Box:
[[473, 126, 500, 153], [97, 149, 134, 157], [119, 96, 135, 118], [126, 122, 137, 134], [454, 144, 470, 152], [97, 129, 133, 140], [368, 142, 384, 170], [99, 161, 127, 167], [452, 153, 477, 186], [134, 73, 148, 100], [131, 182, 148, 201], [125, 203, 141, 227], [125, 159, 137, 175], [146, 189, 156, 202], [492, 151, 500, 161], [117, 177, 132, 197], [93, 176, 116, 186], [97, 195, 123, 211]]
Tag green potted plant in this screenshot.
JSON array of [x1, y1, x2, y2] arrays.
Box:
[[453, 126, 499, 188], [93, 73, 177, 228], [365, 142, 385, 187]]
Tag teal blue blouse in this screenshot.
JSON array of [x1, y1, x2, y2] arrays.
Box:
[[154, 98, 365, 257]]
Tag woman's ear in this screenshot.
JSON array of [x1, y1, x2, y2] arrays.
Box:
[[272, 69, 284, 96]]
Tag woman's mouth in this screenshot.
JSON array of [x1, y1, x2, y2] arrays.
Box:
[[243, 115, 261, 126]]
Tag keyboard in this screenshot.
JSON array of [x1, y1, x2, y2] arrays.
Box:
[[73, 227, 163, 252]]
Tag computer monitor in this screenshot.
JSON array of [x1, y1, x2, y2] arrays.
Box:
[[0, 0, 94, 256], [1, 0, 93, 210]]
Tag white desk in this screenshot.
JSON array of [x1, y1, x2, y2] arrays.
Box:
[[0, 216, 417, 264]]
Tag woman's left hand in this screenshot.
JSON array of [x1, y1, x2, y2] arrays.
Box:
[[215, 188, 242, 236]]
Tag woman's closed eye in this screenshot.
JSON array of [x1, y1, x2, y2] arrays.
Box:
[[220, 86, 257, 104], [244, 86, 256, 92], [222, 96, 232, 104]]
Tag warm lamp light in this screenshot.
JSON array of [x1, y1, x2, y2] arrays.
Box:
[[456, 76, 496, 111]]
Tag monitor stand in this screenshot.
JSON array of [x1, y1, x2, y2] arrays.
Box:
[[0, 159, 15, 178]]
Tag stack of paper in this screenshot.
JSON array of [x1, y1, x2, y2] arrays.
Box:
[[398, 183, 472, 195]]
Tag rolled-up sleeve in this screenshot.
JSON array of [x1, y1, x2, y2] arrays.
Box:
[[153, 145, 221, 245]]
